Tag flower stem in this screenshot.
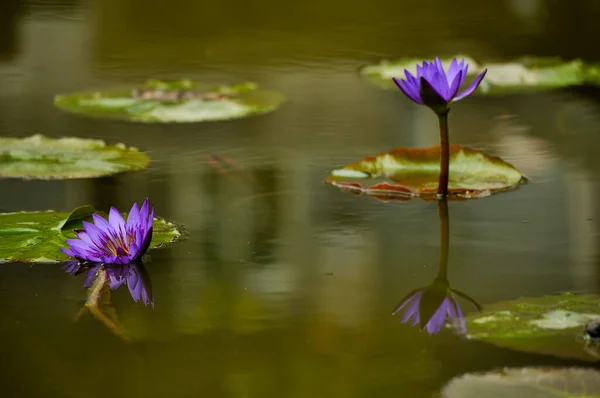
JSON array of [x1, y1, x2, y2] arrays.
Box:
[[437, 112, 450, 196]]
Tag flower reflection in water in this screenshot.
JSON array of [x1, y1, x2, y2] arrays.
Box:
[[63, 261, 154, 341], [393, 198, 481, 335]]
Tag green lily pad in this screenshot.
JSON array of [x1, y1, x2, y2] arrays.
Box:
[[0, 205, 184, 263], [54, 80, 285, 123], [461, 293, 600, 362], [325, 145, 527, 201], [360, 54, 481, 90], [0, 135, 149, 180], [360, 56, 587, 94], [442, 368, 600, 398]]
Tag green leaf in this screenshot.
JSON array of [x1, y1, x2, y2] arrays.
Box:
[[0, 135, 150, 180], [442, 368, 600, 398], [54, 80, 285, 123], [360, 54, 481, 89], [55, 205, 96, 231], [325, 145, 527, 201], [0, 208, 184, 263], [360, 56, 587, 94], [461, 293, 600, 362]]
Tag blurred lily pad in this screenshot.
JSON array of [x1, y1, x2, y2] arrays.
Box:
[[325, 145, 527, 201], [0, 205, 183, 263], [361, 56, 587, 94], [360, 54, 481, 89], [0, 134, 149, 180], [54, 80, 285, 123], [461, 293, 600, 362], [442, 368, 600, 398]]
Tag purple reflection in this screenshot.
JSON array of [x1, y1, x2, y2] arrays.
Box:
[[63, 261, 154, 307]]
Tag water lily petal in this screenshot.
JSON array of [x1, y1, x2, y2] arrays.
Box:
[[446, 58, 461, 83], [108, 207, 127, 233], [393, 77, 422, 104], [448, 70, 463, 98], [92, 214, 114, 236], [127, 202, 141, 229], [454, 69, 487, 101]]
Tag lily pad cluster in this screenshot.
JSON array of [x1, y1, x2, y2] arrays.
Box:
[[54, 79, 286, 123], [361, 55, 592, 94], [0, 205, 183, 263], [0, 134, 149, 180]]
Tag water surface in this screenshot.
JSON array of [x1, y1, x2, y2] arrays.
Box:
[[1, 0, 600, 396]]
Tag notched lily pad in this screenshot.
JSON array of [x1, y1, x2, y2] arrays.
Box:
[[325, 145, 527, 201], [361, 56, 587, 94], [0, 207, 184, 263], [462, 293, 600, 362], [54, 80, 285, 123], [442, 367, 600, 398], [0, 135, 149, 180]]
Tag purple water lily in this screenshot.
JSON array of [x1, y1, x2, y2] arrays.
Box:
[[61, 198, 154, 265], [392, 58, 487, 113], [391, 58, 487, 196], [393, 281, 480, 335], [63, 261, 154, 307]]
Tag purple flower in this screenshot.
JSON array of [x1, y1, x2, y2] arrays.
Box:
[[393, 282, 480, 335], [392, 58, 487, 113], [61, 198, 154, 265]]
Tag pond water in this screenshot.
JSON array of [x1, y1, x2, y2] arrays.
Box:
[[1, 0, 600, 397]]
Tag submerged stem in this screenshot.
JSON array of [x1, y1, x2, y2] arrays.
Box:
[[437, 112, 450, 196]]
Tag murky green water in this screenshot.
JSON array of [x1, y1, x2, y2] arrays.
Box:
[[2, 0, 600, 396]]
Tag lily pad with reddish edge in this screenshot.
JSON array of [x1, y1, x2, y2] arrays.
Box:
[[325, 145, 527, 202]]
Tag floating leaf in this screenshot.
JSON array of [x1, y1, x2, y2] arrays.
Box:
[[360, 56, 587, 94], [442, 368, 600, 398], [325, 145, 527, 201], [0, 207, 183, 263], [461, 293, 600, 362], [0, 135, 149, 180], [54, 80, 285, 123], [360, 55, 481, 90]]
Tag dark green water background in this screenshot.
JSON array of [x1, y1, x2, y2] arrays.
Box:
[[1, 0, 600, 397]]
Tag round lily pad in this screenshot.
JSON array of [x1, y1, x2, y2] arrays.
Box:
[[461, 293, 600, 362], [0, 205, 184, 263], [442, 368, 600, 398], [54, 80, 286, 123], [360, 56, 587, 94], [325, 145, 527, 201], [0, 134, 149, 180]]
